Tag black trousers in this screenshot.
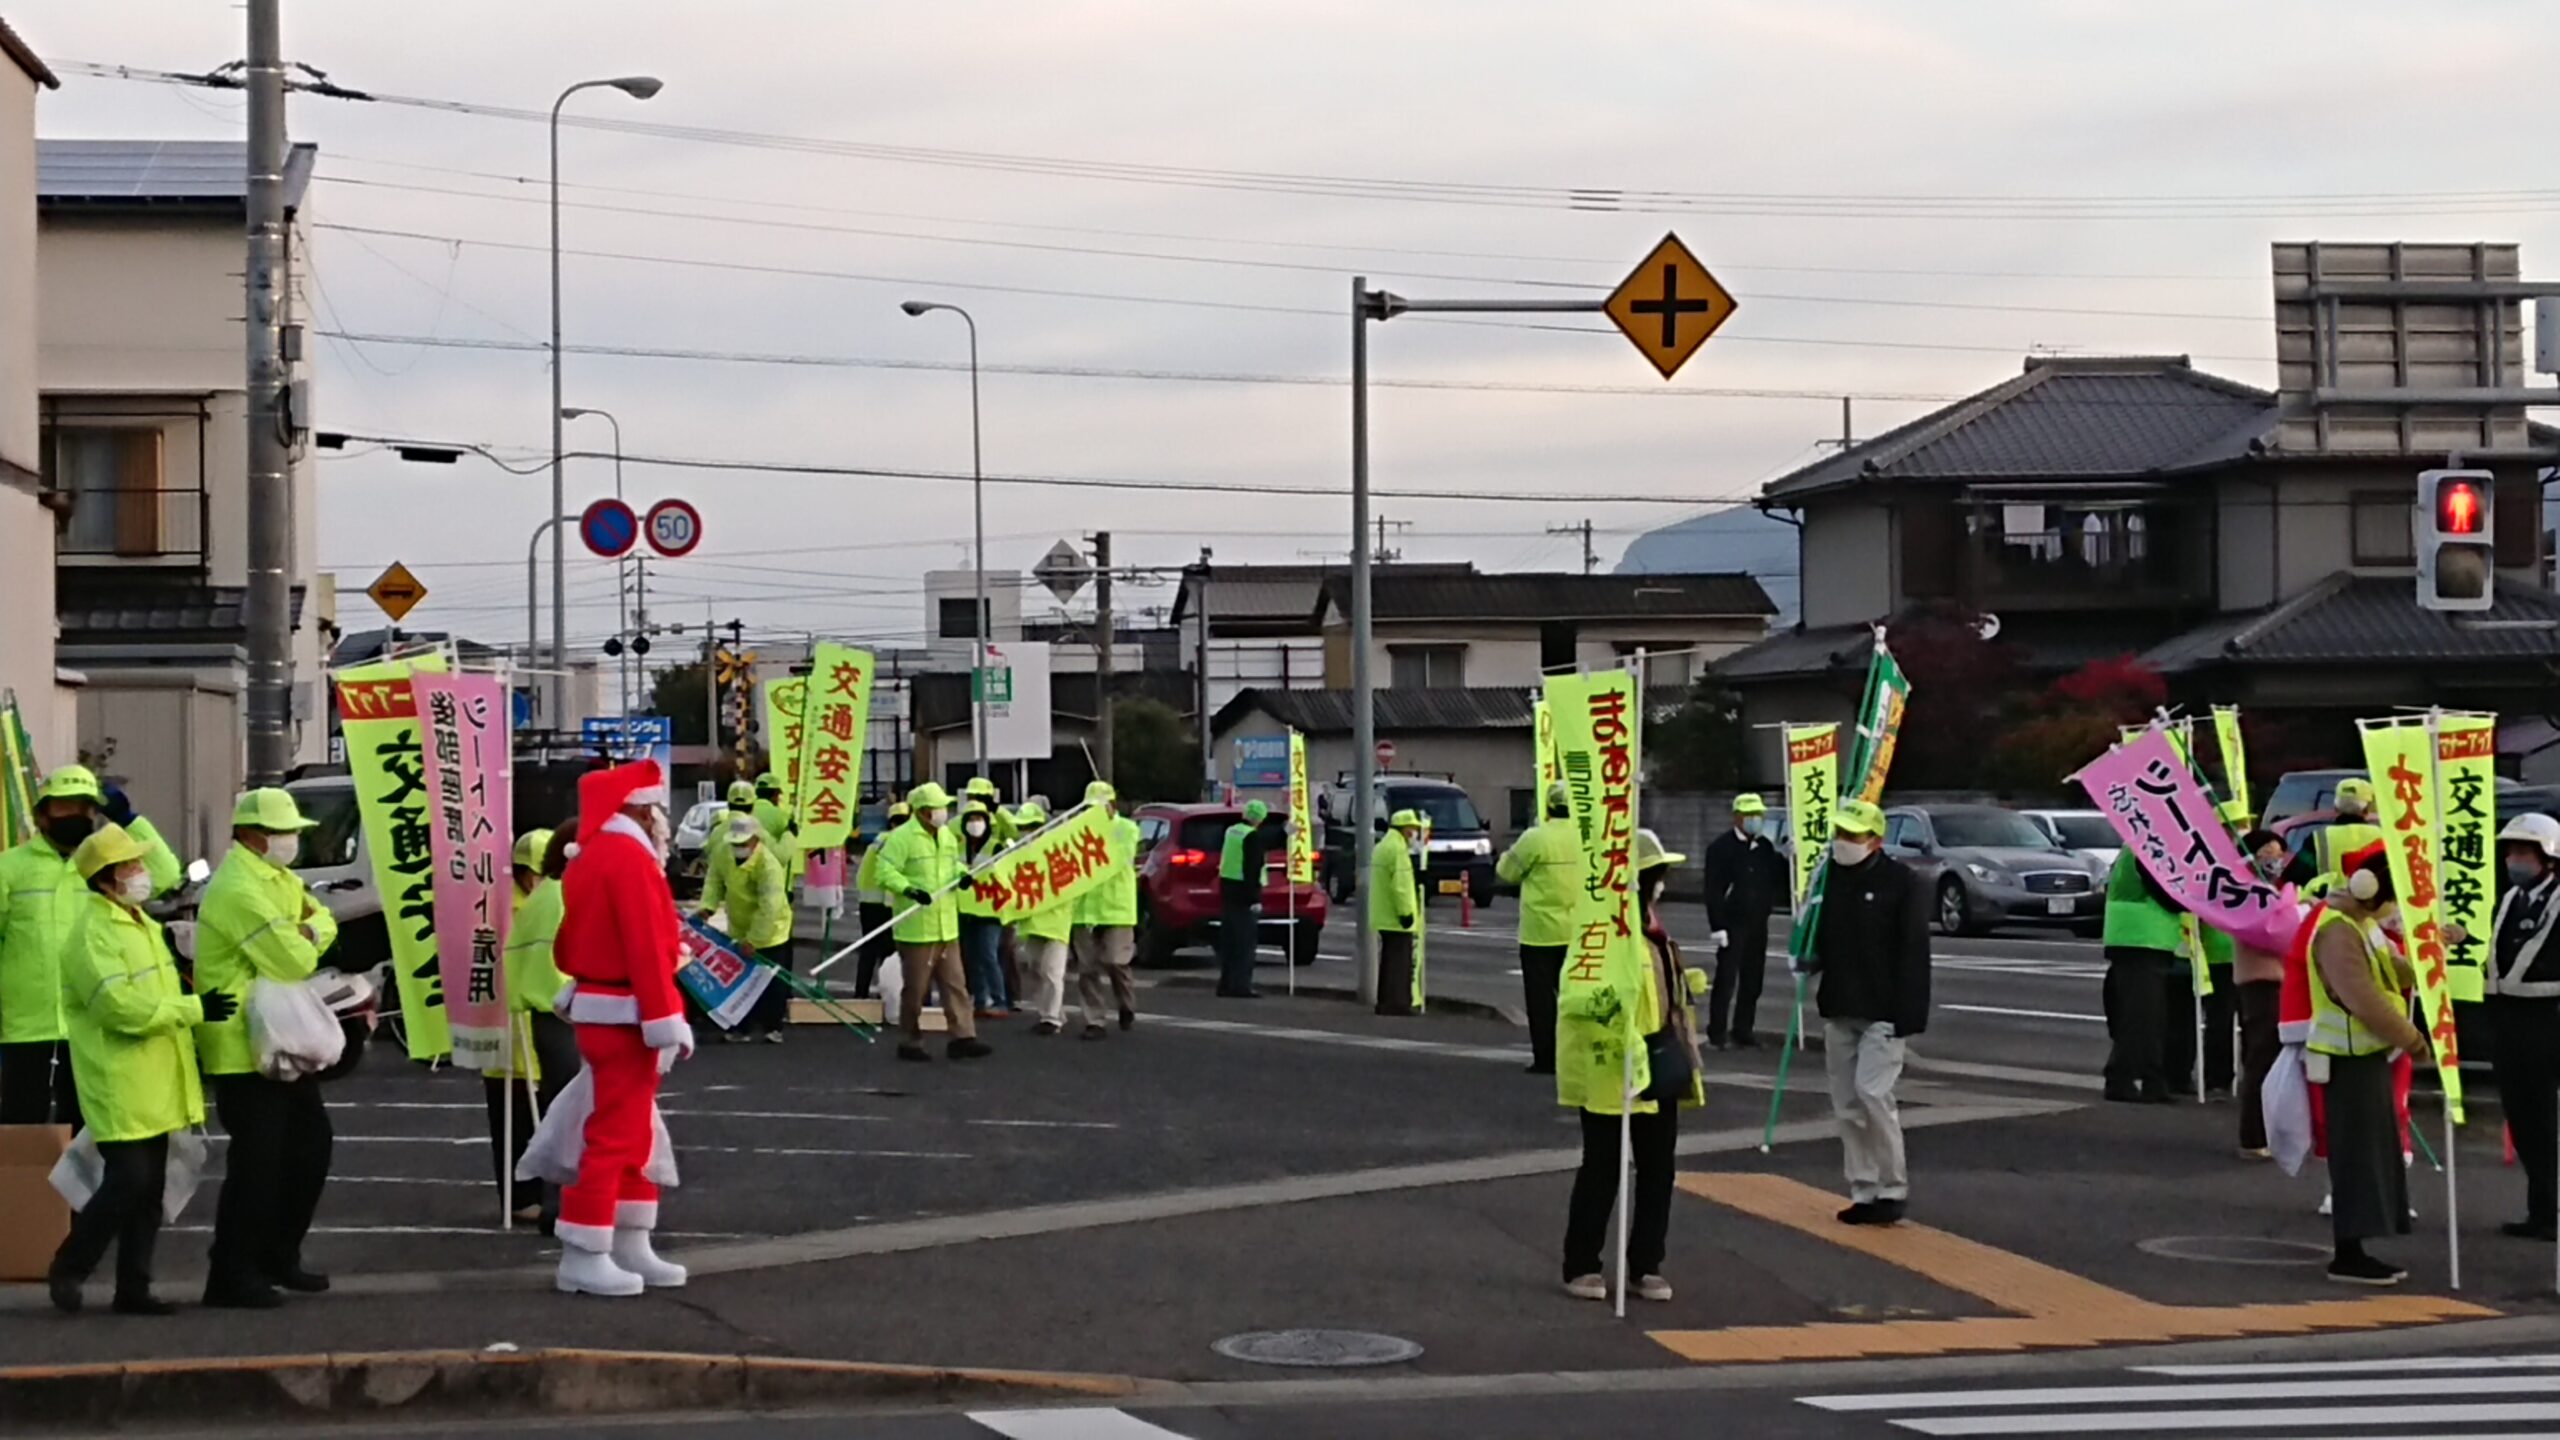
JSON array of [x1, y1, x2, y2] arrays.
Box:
[[51, 1133, 168, 1297], [482, 1012, 578, 1201], [1520, 944, 1566, 1070], [748, 939, 797, 1033], [2103, 947, 2177, 1097], [206, 1073, 332, 1293], [1218, 887, 1260, 996], [1708, 919, 1771, 1044], [2236, 980, 2282, 1152], [855, 903, 893, 998], [2490, 997, 2560, 1226], [1376, 932, 1416, 1016], [0, 1039, 80, 1126], [1564, 1101, 1680, 1280], [2198, 971, 2237, 1094]]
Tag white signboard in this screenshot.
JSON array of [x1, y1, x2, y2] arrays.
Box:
[[979, 639, 1053, 763]]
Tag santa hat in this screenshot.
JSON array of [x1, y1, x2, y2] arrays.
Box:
[[576, 760, 668, 840]]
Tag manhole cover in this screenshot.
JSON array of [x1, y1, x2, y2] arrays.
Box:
[[1211, 1329, 1424, 1368], [2138, 1235, 2330, 1267]]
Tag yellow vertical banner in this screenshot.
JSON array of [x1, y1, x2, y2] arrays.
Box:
[[1286, 729, 1314, 885], [2212, 706, 2249, 815], [764, 677, 808, 809], [1544, 668, 1648, 1110], [1784, 723, 1838, 909], [1534, 699, 1561, 793], [2359, 718, 2463, 1123], [2435, 714, 2496, 1005], [795, 643, 874, 851], [335, 653, 454, 1061]]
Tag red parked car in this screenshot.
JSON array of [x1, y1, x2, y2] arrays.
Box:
[[1132, 803, 1327, 969]]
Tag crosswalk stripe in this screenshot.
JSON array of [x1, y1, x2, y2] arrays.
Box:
[[1893, 1401, 2560, 1436], [967, 1409, 1192, 1439], [2133, 1355, 2560, 1377], [1805, 1374, 2560, 1412]]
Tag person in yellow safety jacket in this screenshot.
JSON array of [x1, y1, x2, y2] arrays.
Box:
[[1373, 809, 1426, 1017], [1, 763, 107, 1126], [849, 801, 907, 1000], [2288, 777, 2385, 897], [714, 814, 796, 1042], [877, 782, 985, 1061], [192, 786, 338, 1309], [962, 776, 1019, 1005], [2101, 847, 2188, 1104], [964, 776, 1016, 843], [697, 779, 759, 896], [1560, 826, 1707, 1303], [954, 799, 1015, 1016], [1497, 781, 1586, 1076], [1072, 781, 1142, 1038], [752, 771, 802, 879], [1008, 801, 1077, 1034], [2305, 844, 2427, 1285], [489, 827, 576, 1225], [101, 785, 182, 899], [44, 822, 219, 1316], [1215, 800, 1277, 1000]]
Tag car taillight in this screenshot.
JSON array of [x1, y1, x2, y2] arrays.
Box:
[[1170, 848, 1211, 868]]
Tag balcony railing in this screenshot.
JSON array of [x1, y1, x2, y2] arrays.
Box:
[[1969, 511, 2208, 610], [52, 484, 210, 565]]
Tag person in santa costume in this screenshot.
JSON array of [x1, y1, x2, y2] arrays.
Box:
[[550, 760, 693, 1297]]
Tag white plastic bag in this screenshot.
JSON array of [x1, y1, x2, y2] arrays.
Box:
[[49, 1129, 211, 1223], [247, 975, 345, 1081], [2263, 1044, 2313, 1177], [513, 1065, 679, 1189], [874, 950, 903, 1017]]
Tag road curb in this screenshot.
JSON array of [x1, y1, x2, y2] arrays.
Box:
[[0, 1347, 1150, 1429], [1153, 972, 1523, 1025]]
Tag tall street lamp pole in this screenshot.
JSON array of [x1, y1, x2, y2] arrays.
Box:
[[561, 405, 627, 714], [900, 300, 986, 780], [552, 74, 660, 733]]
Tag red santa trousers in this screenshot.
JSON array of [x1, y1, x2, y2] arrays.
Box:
[[558, 1024, 662, 1241]]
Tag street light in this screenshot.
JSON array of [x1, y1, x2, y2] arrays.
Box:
[[900, 299, 987, 780], [561, 406, 629, 714], [552, 74, 661, 732]]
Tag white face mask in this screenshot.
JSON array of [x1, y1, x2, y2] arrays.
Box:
[[1830, 838, 1870, 868], [116, 869, 153, 904], [264, 833, 301, 868], [922, 808, 950, 830]]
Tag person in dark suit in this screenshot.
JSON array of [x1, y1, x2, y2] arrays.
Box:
[[1700, 793, 1788, 1048]]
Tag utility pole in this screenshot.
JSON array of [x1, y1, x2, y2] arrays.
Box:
[[1351, 277, 1376, 1006], [1548, 519, 1598, 574], [700, 603, 717, 757], [242, 0, 293, 783], [1192, 546, 1212, 800], [1371, 514, 1408, 564], [1092, 530, 1114, 785]]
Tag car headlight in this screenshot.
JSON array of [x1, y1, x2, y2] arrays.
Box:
[[1963, 861, 2005, 883], [1471, 838, 1492, 857]]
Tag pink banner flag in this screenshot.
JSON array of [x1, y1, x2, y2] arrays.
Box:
[[2074, 727, 2306, 955], [413, 671, 515, 1072]]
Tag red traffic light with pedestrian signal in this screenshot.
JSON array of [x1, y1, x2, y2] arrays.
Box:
[[2415, 468, 2495, 613]]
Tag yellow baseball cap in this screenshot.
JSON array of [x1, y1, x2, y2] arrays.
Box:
[[72, 822, 148, 880], [37, 765, 103, 805], [1733, 792, 1768, 816], [1832, 799, 1887, 837], [231, 787, 318, 832], [514, 828, 554, 870]]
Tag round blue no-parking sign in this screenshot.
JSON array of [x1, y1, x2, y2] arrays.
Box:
[[580, 498, 639, 558]]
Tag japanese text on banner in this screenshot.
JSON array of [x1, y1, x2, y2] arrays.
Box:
[[335, 655, 453, 1061], [2074, 728, 2302, 957], [412, 672, 514, 1072], [1534, 699, 1561, 793], [2361, 720, 2464, 1121], [1544, 669, 1650, 1111], [794, 643, 874, 850], [2436, 715, 2496, 1002], [1287, 730, 1314, 885], [1785, 724, 1839, 910], [1848, 650, 1910, 805], [764, 677, 807, 807], [966, 804, 1115, 922], [678, 916, 778, 1031]]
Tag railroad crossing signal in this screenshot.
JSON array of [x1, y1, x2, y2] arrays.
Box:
[[1604, 232, 1737, 379], [366, 561, 427, 623]]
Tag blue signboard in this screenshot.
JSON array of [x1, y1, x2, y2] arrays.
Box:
[[1232, 734, 1288, 788], [584, 715, 675, 777]]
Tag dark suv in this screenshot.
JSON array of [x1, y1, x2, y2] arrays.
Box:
[[1319, 778, 1495, 906]]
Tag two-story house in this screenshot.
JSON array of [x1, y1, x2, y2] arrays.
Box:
[[0, 19, 66, 762], [1718, 349, 2558, 784], [37, 139, 333, 860]]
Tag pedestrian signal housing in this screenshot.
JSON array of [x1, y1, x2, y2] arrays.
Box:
[[2415, 468, 2495, 613]]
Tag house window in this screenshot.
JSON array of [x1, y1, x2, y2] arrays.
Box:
[[2351, 493, 2416, 566], [936, 596, 989, 639], [1611, 644, 1693, 690], [1389, 644, 1465, 688], [48, 427, 164, 557]]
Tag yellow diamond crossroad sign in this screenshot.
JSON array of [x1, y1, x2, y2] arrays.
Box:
[[1605, 232, 1737, 379], [366, 562, 427, 623]]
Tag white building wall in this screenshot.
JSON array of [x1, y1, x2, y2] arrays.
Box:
[[0, 54, 60, 760]]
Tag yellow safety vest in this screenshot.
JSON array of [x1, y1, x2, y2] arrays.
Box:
[[2306, 907, 2404, 1058]]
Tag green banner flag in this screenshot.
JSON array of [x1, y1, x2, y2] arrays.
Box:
[[336, 654, 453, 1061], [0, 691, 38, 848]]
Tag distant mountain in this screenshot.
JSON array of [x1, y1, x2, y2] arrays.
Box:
[[1615, 506, 1800, 625]]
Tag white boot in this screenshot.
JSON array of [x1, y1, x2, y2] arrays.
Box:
[[555, 1242, 644, 1298], [610, 1202, 686, 1288]]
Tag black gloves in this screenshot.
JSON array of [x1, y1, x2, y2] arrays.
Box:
[[1399, 914, 1414, 930], [907, 889, 935, 907], [199, 990, 239, 1024]]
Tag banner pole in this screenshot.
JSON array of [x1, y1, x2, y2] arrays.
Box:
[[2425, 707, 2462, 1290], [500, 1013, 514, 1231], [1614, 1041, 1633, 1319]]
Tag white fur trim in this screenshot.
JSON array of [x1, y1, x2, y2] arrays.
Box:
[[567, 989, 640, 1025], [627, 785, 668, 806], [555, 1220, 615, 1254], [615, 1200, 659, 1229], [641, 1015, 693, 1051], [563, 841, 581, 860], [601, 814, 652, 848]]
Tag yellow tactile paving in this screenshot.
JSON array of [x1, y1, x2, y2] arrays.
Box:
[[1649, 1173, 2496, 1363]]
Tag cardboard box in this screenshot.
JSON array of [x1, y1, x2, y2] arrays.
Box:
[[0, 1124, 74, 1281]]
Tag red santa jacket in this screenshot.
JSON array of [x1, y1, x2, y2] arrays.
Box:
[[556, 761, 688, 1048]]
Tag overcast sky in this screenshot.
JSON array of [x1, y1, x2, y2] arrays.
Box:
[[23, 0, 2560, 655]]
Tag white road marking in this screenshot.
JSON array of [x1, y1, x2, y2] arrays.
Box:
[[2134, 1355, 2560, 1377], [1895, 1402, 2560, 1435], [1942, 1003, 2105, 1024], [968, 1408, 1195, 1439], [1805, 1375, 2560, 1412]]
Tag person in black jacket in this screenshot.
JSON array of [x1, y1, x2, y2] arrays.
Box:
[[1808, 799, 1930, 1227], [2490, 813, 2560, 1242], [1700, 793, 1789, 1049]]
